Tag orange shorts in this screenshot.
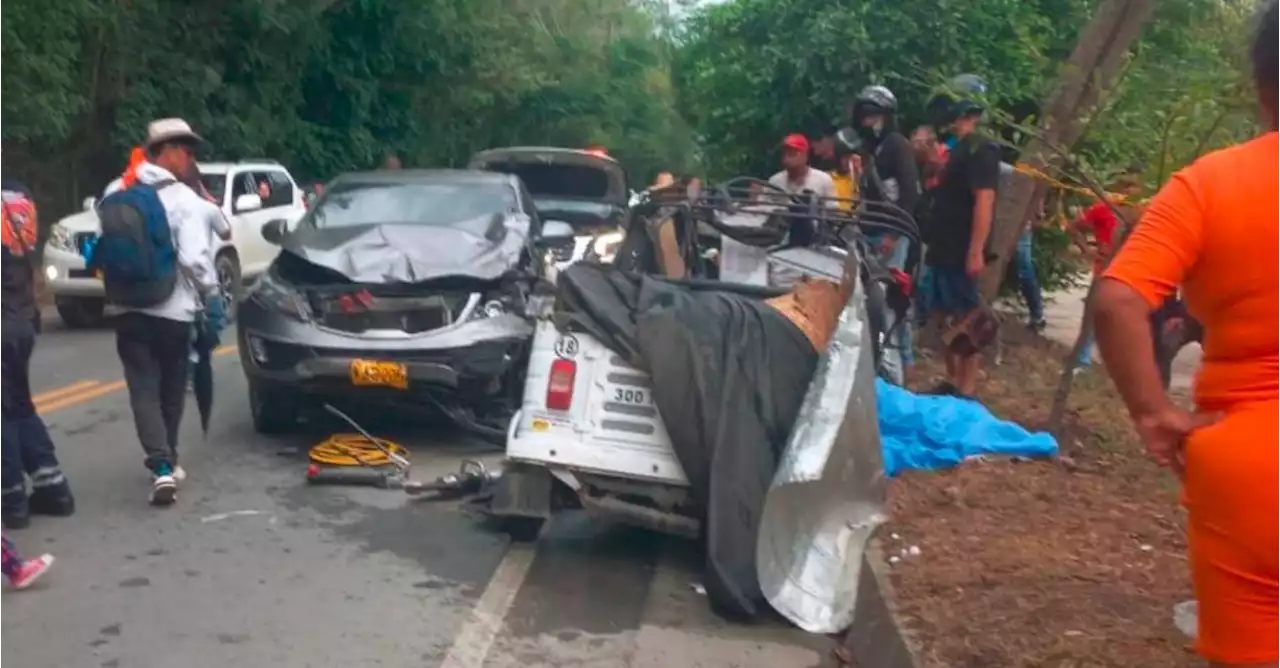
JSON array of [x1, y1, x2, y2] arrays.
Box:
[[1183, 400, 1279, 664]]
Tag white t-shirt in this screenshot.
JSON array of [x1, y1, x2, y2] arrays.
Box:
[[767, 168, 837, 201], [763, 168, 838, 287]]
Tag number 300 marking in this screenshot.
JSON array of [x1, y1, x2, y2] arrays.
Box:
[[613, 388, 646, 404]]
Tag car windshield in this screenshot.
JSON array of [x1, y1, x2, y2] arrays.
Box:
[[308, 180, 517, 228], [200, 173, 227, 202], [485, 162, 613, 199]]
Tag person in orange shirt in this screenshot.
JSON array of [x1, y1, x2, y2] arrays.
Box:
[[120, 146, 147, 189], [1094, 3, 1278, 665]]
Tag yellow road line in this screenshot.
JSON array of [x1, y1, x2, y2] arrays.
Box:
[[32, 380, 101, 405], [38, 380, 128, 414], [35, 345, 239, 415]]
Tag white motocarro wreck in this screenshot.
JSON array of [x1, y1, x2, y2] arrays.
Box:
[[489, 179, 918, 633]]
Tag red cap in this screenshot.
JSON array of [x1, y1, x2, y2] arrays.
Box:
[[782, 134, 810, 153]]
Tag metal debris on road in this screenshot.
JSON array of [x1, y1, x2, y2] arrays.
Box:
[[200, 510, 267, 523]]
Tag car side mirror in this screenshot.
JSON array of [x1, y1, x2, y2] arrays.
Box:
[[261, 219, 288, 245], [83, 197, 97, 212], [538, 220, 576, 248], [235, 193, 263, 213]]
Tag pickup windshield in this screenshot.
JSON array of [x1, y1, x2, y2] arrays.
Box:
[[308, 180, 518, 229]]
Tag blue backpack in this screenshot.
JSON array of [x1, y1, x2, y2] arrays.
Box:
[[91, 180, 179, 307]]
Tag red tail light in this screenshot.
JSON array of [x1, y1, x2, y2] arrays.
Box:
[[546, 359, 577, 411]]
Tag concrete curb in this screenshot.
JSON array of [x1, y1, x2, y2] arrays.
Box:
[[839, 538, 923, 668]]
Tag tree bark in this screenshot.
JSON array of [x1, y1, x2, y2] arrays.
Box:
[[980, 0, 1160, 300]]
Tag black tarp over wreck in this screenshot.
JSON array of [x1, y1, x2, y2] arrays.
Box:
[[555, 262, 818, 618]]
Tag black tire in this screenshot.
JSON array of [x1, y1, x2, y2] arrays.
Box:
[[215, 251, 242, 324], [499, 516, 545, 543], [249, 380, 297, 434], [55, 297, 105, 329]]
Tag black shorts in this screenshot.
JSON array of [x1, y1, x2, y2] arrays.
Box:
[[921, 265, 979, 316]]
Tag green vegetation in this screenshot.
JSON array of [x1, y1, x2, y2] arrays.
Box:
[[2, 0, 694, 219], [2, 0, 1263, 238]]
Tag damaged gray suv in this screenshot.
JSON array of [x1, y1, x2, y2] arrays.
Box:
[[236, 169, 574, 438]]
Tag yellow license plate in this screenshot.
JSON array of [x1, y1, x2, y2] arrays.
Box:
[[349, 359, 408, 390]]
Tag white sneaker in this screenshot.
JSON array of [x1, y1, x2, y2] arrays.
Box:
[[150, 474, 177, 506], [173, 466, 187, 483]]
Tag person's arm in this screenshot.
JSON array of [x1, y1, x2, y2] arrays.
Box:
[[208, 201, 232, 241], [966, 142, 1000, 273], [173, 197, 219, 298], [1068, 208, 1094, 255], [1095, 172, 1203, 420]]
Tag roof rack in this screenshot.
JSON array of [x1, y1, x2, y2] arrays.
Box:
[[647, 176, 919, 246]]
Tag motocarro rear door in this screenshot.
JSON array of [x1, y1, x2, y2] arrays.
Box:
[[583, 343, 675, 451]]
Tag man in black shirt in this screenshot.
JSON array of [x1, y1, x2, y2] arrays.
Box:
[[852, 86, 920, 220], [2, 179, 76, 528], [920, 75, 1001, 397], [849, 85, 921, 380]]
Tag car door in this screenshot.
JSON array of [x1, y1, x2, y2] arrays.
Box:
[[226, 171, 269, 274], [233, 170, 297, 276]]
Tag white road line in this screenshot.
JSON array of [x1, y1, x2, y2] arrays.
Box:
[[438, 543, 539, 668]]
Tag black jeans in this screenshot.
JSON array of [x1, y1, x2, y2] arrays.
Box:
[[2, 320, 68, 514], [115, 312, 192, 473]]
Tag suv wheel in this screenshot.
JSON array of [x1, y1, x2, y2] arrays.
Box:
[[55, 297, 105, 329], [249, 381, 297, 434], [215, 252, 242, 324]]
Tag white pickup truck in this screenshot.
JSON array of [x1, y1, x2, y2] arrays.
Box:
[[42, 160, 308, 327]]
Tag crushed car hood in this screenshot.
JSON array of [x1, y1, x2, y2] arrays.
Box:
[[278, 215, 531, 284]]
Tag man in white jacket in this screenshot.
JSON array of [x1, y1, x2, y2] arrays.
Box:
[[107, 118, 219, 505]]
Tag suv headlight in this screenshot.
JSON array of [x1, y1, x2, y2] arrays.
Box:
[[47, 226, 74, 252], [246, 273, 310, 321], [468, 286, 526, 320]]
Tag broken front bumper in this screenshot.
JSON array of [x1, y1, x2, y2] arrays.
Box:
[[237, 297, 533, 395]]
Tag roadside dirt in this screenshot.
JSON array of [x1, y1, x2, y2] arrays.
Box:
[[885, 321, 1197, 668]]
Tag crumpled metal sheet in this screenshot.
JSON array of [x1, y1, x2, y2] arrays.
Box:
[[756, 250, 889, 634], [280, 214, 531, 284]]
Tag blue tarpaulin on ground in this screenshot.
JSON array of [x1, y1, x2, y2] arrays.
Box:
[[876, 379, 1058, 476]]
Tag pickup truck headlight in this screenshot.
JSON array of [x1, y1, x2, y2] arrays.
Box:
[[47, 226, 75, 253], [246, 273, 310, 321], [591, 231, 624, 263]]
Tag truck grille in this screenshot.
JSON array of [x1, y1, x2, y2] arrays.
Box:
[[315, 292, 464, 335], [549, 244, 574, 263]]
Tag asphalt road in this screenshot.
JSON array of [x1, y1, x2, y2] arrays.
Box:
[[2, 318, 830, 668]]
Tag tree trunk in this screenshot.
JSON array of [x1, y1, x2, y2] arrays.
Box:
[[980, 0, 1160, 300]]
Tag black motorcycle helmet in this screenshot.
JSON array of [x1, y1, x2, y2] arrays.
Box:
[[851, 85, 899, 143], [927, 74, 988, 128]]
